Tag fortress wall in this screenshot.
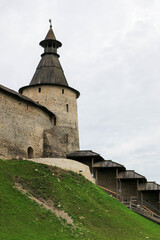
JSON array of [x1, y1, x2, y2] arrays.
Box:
[[0, 90, 54, 159], [22, 85, 79, 155]]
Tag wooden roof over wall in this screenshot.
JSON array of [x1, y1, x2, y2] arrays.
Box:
[[29, 54, 69, 87], [117, 170, 146, 181], [67, 150, 104, 161], [93, 160, 125, 170], [138, 182, 160, 191]]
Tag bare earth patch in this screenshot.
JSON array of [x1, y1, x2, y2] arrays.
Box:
[[14, 183, 74, 226]]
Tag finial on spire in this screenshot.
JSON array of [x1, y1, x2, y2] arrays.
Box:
[[49, 19, 52, 28]]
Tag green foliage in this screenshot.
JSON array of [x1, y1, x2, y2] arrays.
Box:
[[0, 159, 160, 240]]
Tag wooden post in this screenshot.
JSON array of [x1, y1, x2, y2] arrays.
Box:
[[95, 168, 98, 185], [137, 179, 139, 204], [92, 157, 94, 167], [91, 157, 94, 176], [116, 168, 118, 200], [119, 179, 122, 202], [140, 191, 143, 206]]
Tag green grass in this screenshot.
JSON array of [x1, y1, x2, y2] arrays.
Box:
[[0, 159, 160, 240]]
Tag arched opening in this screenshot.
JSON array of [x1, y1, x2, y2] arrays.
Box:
[[27, 147, 34, 159]]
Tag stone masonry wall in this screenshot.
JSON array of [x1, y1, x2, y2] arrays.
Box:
[[22, 85, 79, 155], [0, 89, 55, 159]]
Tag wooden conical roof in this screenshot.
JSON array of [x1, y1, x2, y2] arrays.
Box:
[[29, 25, 68, 86], [19, 22, 80, 98], [29, 54, 68, 86], [45, 26, 56, 40]]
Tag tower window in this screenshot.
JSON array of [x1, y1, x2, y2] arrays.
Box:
[[39, 88, 41, 93], [62, 89, 64, 94], [66, 104, 69, 112]]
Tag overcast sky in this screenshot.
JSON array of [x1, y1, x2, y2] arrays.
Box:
[[0, 0, 160, 182]]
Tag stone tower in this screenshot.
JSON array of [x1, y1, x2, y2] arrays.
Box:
[[19, 21, 80, 157]]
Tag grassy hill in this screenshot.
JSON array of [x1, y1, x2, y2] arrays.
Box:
[[0, 159, 160, 240]]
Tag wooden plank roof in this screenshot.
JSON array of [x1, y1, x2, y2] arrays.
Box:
[[30, 25, 67, 88], [19, 26, 80, 98], [117, 170, 146, 181], [93, 160, 125, 169], [0, 84, 56, 119], [67, 150, 104, 161], [138, 182, 160, 191], [29, 54, 69, 87]]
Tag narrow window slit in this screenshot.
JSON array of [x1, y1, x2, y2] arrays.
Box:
[[54, 118, 56, 126], [66, 104, 69, 112]]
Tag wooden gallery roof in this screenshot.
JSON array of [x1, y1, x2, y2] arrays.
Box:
[[138, 182, 160, 191], [117, 170, 146, 182], [93, 160, 125, 170], [67, 150, 104, 161]]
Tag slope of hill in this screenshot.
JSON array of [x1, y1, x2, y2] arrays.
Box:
[[0, 159, 160, 240]]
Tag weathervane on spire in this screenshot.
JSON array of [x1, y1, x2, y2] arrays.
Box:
[[49, 19, 52, 28]]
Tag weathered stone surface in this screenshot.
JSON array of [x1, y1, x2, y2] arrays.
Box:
[[0, 85, 79, 159], [22, 85, 79, 155], [0, 89, 54, 159]]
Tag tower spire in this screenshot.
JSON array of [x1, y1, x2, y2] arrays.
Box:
[[49, 19, 52, 28], [39, 21, 62, 55], [27, 21, 68, 87], [19, 22, 80, 97]]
